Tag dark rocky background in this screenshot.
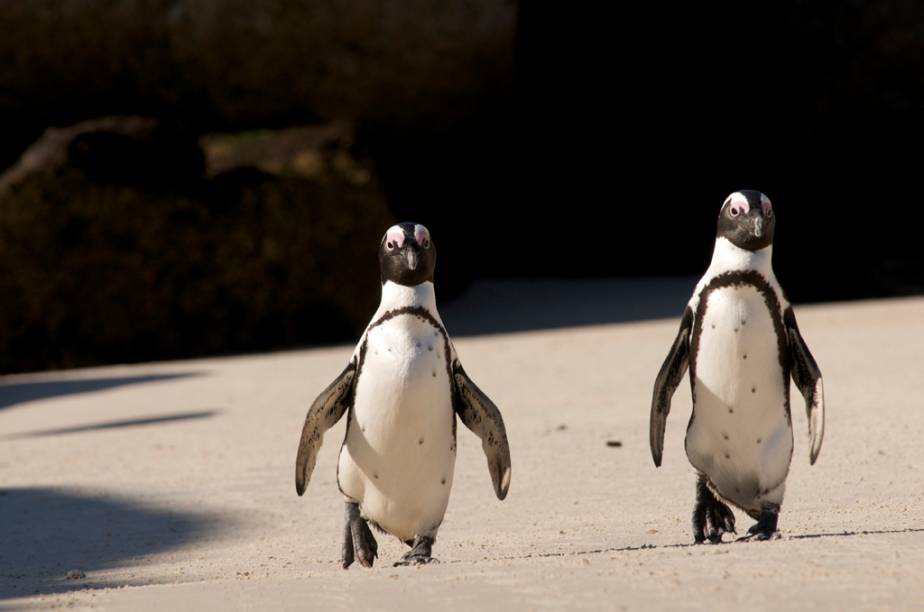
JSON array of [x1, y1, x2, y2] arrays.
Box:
[[0, 2, 921, 372]]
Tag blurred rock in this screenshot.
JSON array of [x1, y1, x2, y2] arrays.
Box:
[[0, 0, 517, 169], [0, 117, 394, 373]]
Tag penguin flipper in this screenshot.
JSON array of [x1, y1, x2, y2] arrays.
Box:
[[784, 307, 825, 465], [650, 307, 693, 467], [452, 361, 512, 500], [295, 362, 356, 496]]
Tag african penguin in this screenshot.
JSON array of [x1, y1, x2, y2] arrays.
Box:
[[650, 191, 825, 542], [295, 222, 512, 567]]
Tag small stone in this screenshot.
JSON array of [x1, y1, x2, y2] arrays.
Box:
[[65, 570, 86, 580], [606, 440, 623, 448]]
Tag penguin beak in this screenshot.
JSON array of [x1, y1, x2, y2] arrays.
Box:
[[405, 249, 418, 271]]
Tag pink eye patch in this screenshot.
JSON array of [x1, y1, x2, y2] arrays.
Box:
[[414, 225, 430, 247], [385, 227, 406, 249], [726, 194, 751, 216]]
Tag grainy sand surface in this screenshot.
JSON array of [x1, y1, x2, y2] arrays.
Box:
[[1, 284, 922, 610]]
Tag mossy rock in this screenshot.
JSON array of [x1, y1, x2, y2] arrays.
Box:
[[0, 118, 394, 373]]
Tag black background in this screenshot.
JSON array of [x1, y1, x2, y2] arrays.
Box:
[[381, 3, 922, 302]]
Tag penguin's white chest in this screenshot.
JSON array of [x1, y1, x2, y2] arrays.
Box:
[[686, 284, 793, 511], [337, 314, 456, 541]]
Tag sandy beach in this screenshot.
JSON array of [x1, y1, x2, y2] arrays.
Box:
[[1, 283, 922, 610]]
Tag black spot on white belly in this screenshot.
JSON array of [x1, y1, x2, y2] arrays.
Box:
[[440, 477, 446, 485], [722, 432, 729, 440], [418, 437, 424, 445], [431, 370, 436, 377]]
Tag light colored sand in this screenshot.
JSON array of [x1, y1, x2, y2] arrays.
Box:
[[1, 293, 923, 610]]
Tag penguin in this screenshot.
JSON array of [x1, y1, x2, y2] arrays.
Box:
[[649, 191, 825, 542], [295, 222, 512, 567]]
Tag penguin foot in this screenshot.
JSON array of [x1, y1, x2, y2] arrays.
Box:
[[394, 535, 437, 567], [737, 507, 780, 542], [342, 502, 378, 568], [706, 500, 737, 543], [692, 475, 736, 544]]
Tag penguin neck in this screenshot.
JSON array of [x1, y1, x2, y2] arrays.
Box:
[[378, 280, 438, 315], [707, 237, 774, 276]]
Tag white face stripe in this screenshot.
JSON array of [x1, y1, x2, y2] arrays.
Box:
[[384, 225, 406, 249], [760, 193, 773, 216], [413, 224, 430, 246]]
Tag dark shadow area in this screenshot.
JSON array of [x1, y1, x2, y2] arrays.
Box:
[[440, 277, 697, 336], [0, 487, 225, 600], [383, 3, 924, 305], [1, 3, 921, 372], [0, 409, 219, 441], [0, 372, 201, 411]]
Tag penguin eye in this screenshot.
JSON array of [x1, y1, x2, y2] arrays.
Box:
[[729, 206, 741, 218], [762, 201, 773, 218], [386, 241, 396, 250], [421, 237, 431, 249]]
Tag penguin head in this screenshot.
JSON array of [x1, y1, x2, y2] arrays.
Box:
[[717, 190, 775, 251], [379, 223, 436, 286]]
